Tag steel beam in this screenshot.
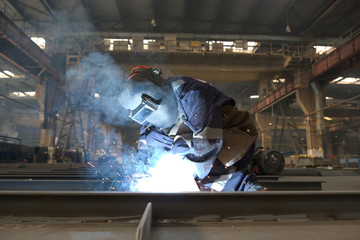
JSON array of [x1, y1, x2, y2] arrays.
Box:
[[68, 31, 322, 43], [135, 202, 152, 240], [0, 51, 40, 81], [0, 11, 59, 80], [301, 0, 344, 37], [0, 179, 324, 191], [0, 191, 359, 220]]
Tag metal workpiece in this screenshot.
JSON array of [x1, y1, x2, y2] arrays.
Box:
[[0, 191, 359, 220], [0, 179, 325, 191], [136, 202, 152, 240]]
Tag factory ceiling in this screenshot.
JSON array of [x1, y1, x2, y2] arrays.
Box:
[[3, 0, 360, 42], [0, 0, 359, 153], [0, 0, 359, 112]]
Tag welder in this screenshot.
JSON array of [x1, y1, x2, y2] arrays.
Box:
[[119, 65, 264, 191]]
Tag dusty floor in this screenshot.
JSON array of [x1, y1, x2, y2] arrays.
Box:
[[0, 219, 359, 240], [0, 167, 359, 239], [279, 168, 360, 191]]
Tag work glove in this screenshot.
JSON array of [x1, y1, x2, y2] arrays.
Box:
[[170, 138, 191, 154], [139, 126, 173, 150]]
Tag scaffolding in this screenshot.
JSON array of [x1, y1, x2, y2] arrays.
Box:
[[54, 51, 85, 163]]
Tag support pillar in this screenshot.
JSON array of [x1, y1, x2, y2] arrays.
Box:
[[255, 112, 277, 149], [36, 80, 57, 148], [296, 86, 324, 158], [310, 82, 325, 135], [259, 79, 269, 99], [36, 82, 47, 147]]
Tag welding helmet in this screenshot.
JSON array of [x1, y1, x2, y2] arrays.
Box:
[[122, 65, 179, 128], [127, 65, 165, 86]]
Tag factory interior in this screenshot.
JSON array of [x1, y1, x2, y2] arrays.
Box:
[[0, 0, 360, 239]]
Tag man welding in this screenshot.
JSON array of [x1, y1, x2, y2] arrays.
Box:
[[119, 65, 264, 191]]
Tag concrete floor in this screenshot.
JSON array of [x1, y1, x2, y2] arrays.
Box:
[[0, 167, 360, 240], [1, 218, 359, 240], [279, 168, 360, 191], [151, 221, 360, 240], [280, 175, 360, 191]]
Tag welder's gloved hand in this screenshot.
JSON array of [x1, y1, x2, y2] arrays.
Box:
[[140, 126, 173, 150], [170, 138, 191, 154]]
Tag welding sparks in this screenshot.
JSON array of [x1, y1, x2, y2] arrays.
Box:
[[87, 162, 95, 168], [134, 153, 199, 192], [85, 147, 199, 192]]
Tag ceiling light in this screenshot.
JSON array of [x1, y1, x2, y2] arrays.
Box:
[[250, 95, 259, 99], [285, 24, 291, 33], [324, 117, 333, 121], [285, 12, 291, 33], [151, 18, 157, 27]]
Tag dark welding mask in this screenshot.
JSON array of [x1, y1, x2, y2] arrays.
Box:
[[129, 93, 162, 124], [124, 65, 178, 128]]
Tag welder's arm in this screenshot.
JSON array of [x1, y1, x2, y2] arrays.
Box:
[[138, 125, 173, 150], [170, 90, 225, 178], [170, 137, 222, 179], [170, 138, 191, 154]]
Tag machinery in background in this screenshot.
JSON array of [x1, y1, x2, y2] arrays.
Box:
[[249, 147, 285, 175], [0, 142, 35, 163], [2, 139, 285, 176], [0, 141, 82, 163]]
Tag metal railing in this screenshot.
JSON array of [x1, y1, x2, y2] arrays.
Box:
[[0, 135, 21, 144], [314, 23, 360, 60], [327, 24, 360, 50], [104, 40, 315, 60]]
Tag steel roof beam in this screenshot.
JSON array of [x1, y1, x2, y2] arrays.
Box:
[[0, 11, 59, 81], [64, 31, 336, 44], [269, 0, 297, 34], [237, 0, 259, 33], [213, 0, 224, 33], [114, 0, 131, 31], [80, 0, 100, 30], [301, 0, 344, 37]]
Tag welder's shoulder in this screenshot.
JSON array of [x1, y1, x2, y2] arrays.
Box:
[[167, 76, 209, 88]]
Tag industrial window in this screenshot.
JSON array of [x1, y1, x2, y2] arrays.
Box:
[[9, 91, 36, 98], [314, 45, 335, 55], [143, 39, 156, 50], [31, 37, 46, 50], [104, 38, 132, 51], [206, 40, 258, 53], [331, 77, 360, 85]]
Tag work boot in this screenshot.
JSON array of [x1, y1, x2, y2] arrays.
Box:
[[247, 183, 267, 191], [239, 173, 267, 191]]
